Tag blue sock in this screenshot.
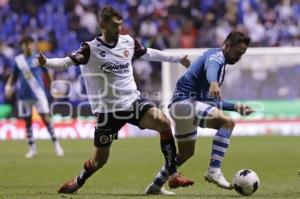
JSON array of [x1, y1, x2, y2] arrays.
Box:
[[45, 123, 57, 142], [153, 155, 183, 187], [209, 127, 231, 169], [26, 127, 35, 146]]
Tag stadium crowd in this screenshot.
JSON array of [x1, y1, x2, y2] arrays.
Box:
[[0, 0, 300, 107]]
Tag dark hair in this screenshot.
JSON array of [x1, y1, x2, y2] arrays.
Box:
[[20, 36, 34, 44], [224, 31, 250, 46], [99, 5, 123, 24]]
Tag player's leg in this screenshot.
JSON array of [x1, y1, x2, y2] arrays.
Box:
[[18, 100, 37, 158], [202, 107, 235, 189], [58, 112, 121, 194], [58, 145, 111, 193], [23, 115, 37, 158], [139, 106, 194, 189], [146, 140, 196, 194], [146, 100, 197, 194], [40, 113, 64, 156]]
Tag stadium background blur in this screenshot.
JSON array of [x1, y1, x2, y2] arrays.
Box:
[[1, 1, 300, 199], [0, 0, 300, 140]]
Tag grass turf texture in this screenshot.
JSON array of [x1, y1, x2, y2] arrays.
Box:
[[0, 136, 300, 199]]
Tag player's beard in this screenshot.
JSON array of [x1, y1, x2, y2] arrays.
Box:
[[227, 58, 239, 65], [106, 32, 119, 44]]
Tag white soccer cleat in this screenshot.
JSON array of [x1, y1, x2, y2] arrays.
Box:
[[145, 183, 175, 195], [54, 141, 64, 157], [25, 146, 37, 158], [204, 170, 233, 190]]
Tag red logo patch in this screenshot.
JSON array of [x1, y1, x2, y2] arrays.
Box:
[[123, 49, 129, 58]]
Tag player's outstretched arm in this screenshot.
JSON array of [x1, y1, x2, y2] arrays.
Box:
[[209, 100, 254, 116], [5, 74, 17, 99], [4, 64, 19, 99], [37, 51, 74, 69], [141, 48, 190, 67]]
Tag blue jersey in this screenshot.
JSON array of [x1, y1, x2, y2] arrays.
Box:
[[172, 48, 226, 103], [13, 54, 46, 100]]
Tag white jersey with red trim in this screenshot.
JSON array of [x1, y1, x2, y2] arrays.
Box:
[[71, 35, 146, 113]]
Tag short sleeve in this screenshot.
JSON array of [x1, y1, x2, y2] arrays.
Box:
[[133, 38, 147, 59], [205, 52, 224, 83], [69, 42, 90, 65]]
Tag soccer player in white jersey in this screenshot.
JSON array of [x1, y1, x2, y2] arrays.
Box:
[[37, 6, 194, 194], [5, 36, 64, 158], [145, 31, 254, 194]]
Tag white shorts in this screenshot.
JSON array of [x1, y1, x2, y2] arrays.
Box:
[[169, 99, 215, 142], [18, 99, 50, 117]]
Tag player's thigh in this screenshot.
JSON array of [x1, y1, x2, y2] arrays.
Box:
[[169, 100, 199, 141], [34, 99, 50, 115], [204, 108, 235, 130], [94, 112, 125, 147], [18, 100, 33, 118], [139, 107, 171, 132]]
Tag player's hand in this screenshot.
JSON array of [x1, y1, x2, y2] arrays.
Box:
[[36, 51, 47, 66], [209, 81, 220, 98], [235, 104, 254, 116], [4, 85, 13, 99], [180, 55, 190, 68]]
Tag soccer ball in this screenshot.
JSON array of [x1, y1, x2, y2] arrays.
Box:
[[232, 169, 260, 196]]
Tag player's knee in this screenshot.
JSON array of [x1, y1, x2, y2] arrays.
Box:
[[222, 117, 235, 130], [159, 119, 171, 132], [156, 118, 172, 138]]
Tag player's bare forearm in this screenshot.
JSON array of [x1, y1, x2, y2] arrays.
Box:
[[5, 75, 17, 99], [6, 73, 17, 87], [209, 81, 220, 98]]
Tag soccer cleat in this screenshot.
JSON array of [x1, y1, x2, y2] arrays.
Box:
[[204, 170, 233, 189], [54, 141, 64, 157], [168, 173, 194, 189], [145, 183, 175, 195], [25, 145, 37, 158], [58, 178, 80, 193]]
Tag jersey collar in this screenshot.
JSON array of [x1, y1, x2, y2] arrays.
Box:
[[96, 35, 118, 49]]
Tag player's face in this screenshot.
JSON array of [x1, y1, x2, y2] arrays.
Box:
[[103, 17, 122, 42], [21, 42, 34, 56], [225, 43, 247, 65]]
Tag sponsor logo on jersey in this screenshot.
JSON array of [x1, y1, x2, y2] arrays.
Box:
[[100, 62, 130, 74]]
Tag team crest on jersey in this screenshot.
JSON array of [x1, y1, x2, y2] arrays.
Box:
[[123, 49, 129, 58]]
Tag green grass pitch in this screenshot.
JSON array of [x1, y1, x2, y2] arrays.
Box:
[[0, 136, 300, 199]]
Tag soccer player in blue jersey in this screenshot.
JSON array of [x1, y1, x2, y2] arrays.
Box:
[[146, 31, 254, 194], [5, 36, 64, 158]]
